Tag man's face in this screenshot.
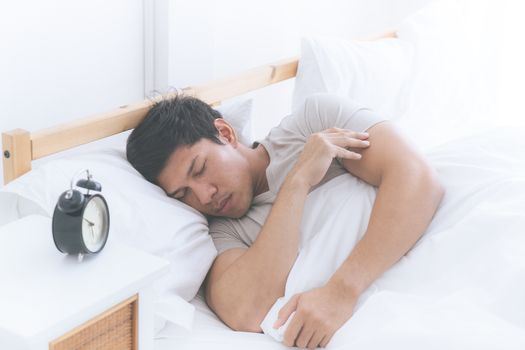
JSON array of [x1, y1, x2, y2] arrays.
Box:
[[157, 120, 255, 219]]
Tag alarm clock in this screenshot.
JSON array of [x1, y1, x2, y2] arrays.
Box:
[[52, 169, 110, 256]]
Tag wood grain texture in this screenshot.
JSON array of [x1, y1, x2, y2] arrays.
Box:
[[29, 56, 298, 162]]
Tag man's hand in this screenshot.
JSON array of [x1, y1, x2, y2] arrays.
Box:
[[291, 128, 370, 188], [273, 280, 358, 349]]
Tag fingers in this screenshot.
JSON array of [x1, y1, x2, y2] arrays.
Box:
[[322, 129, 370, 151], [324, 127, 369, 140], [283, 314, 304, 347], [295, 325, 316, 349], [327, 135, 369, 149], [331, 134, 370, 148], [319, 333, 333, 348], [307, 331, 325, 349], [358, 132, 369, 140], [274, 294, 300, 329], [335, 146, 362, 160]]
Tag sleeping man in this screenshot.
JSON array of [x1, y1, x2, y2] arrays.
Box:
[[126, 93, 444, 349]]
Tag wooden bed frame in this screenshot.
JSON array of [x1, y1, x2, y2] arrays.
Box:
[[1, 57, 299, 185], [1, 31, 396, 186]]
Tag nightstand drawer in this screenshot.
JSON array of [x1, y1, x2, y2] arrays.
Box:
[[49, 295, 138, 350]]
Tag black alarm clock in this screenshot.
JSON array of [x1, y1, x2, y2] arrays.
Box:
[[52, 169, 110, 256]]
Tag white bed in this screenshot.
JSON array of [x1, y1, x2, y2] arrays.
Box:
[[2, 0, 525, 349], [155, 288, 290, 350], [155, 127, 525, 349]]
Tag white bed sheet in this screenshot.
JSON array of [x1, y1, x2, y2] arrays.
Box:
[[154, 289, 290, 350]]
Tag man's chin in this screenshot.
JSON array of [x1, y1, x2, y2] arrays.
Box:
[[208, 203, 250, 220], [233, 197, 254, 218], [228, 208, 248, 219]]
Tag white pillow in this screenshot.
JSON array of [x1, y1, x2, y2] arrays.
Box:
[[0, 97, 253, 331], [292, 35, 414, 121]]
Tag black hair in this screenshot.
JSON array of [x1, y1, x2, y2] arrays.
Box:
[[126, 94, 224, 185]]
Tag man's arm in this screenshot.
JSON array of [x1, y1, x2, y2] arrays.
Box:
[[205, 129, 370, 332], [275, 121, 445, 348], [205, 174, 310, 332], [329, 121, 444, 295]]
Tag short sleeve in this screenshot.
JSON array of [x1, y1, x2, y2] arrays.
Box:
[[209, 219, 249, 255], [298, 93, 387, 135]]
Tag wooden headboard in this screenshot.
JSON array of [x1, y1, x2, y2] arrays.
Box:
[[1, 57, 299, 185], [1, 31, 396, 185]]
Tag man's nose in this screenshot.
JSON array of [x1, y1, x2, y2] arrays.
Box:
[[194, 182, 217, 205]]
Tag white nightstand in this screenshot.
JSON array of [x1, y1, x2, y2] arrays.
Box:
[[0, 215, 169, 350]]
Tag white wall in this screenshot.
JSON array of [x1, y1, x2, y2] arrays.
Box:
[[0, 0, 145, 185], [0, 0, 431, 185], [155, 0, 432, 141]]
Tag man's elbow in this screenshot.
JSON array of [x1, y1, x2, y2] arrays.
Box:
[[231, 311, 265, 333], [216, 304, 265, 333], [205, 283, 264, 333], [222, 300, 265, 333]]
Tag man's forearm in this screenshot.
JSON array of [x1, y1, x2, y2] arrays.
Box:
[[211, 171, 310, 329], [210, 128, 371, 332], [328, 164, 445, 297]]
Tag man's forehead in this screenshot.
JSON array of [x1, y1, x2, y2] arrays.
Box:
[[169, 138, 215, 163], [158, 145, 192, 187]]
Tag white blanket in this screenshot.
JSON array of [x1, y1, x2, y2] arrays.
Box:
[[260, 128, 525, 348]]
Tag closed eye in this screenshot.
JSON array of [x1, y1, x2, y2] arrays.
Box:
[[173, 189, 187, 200], [172, 160, 206, 200], [195, 161, 206, 177]]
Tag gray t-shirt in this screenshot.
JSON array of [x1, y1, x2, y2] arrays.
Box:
[[209, 93, 387, 255]]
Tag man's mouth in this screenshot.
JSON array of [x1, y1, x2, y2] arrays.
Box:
[[217, 194, 232, 214]]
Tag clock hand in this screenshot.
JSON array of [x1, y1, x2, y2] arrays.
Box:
[[90, 225, 95, 241], [83, 218, 95, 226], [89, 225, 98, 241]]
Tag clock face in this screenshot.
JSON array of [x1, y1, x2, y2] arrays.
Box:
[[81, 196, 109, 253]]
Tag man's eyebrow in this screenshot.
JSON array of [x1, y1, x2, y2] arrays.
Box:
[[168, 155, 198, 198]]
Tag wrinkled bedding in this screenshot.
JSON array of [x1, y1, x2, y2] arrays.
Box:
[[259, 128, 525, 349]]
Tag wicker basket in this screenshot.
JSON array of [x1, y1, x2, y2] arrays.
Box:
[[49, 295, 138, 350]]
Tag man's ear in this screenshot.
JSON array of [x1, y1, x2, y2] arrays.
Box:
[[214, 118, 239, 146]]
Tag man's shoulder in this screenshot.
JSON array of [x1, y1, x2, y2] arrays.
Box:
[[302, 92, 362, 108], [301, 93, 385, 135], [306, 93, 366, 120], [287, 93, 366, 136]]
